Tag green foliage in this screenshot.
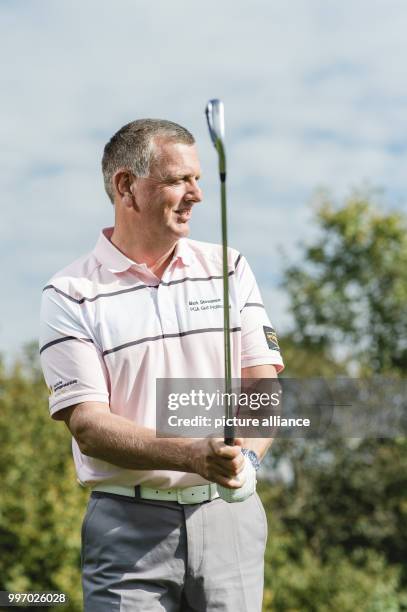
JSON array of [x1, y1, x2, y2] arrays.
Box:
[[278, 333, 347, 378], [258, 192, 407, 610], [283, 189, 407, 374], [0, 344, 87, 611], [263, 541, 405, 612], [259, 437, 407, 611]]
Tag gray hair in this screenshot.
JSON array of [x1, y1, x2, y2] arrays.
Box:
[[101, 119, 195, 203]]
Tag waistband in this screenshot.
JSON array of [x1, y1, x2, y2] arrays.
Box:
[[92, 482, 219, 505]]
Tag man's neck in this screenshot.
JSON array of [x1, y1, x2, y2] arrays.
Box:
[[110, 227, 178, 279]]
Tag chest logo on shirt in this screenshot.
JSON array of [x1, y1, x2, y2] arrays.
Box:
[[188, 298, 223, 312]]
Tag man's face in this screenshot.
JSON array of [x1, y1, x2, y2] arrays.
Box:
[[131, 139, 202, 241]]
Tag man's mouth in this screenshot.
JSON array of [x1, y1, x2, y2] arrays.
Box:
[[174, 206, 192, 221]]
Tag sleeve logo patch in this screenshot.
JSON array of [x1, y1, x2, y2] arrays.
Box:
[[263, 326, 280, 352]]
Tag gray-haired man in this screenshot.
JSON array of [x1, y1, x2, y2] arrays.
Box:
[[40, 118, 284, 611]]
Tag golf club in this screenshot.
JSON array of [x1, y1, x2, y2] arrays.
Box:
[[205, 99, 234, 446]]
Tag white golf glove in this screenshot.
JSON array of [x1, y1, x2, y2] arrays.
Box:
[[216, 454, 257, 503]]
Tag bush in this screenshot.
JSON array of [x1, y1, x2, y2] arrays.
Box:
[[0, 347, 86, 611]]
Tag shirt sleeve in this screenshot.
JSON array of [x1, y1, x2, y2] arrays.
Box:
[[235, 255, 284, 372], [39, 286, 110, 417]]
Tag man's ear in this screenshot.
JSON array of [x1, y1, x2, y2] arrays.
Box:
[[113, 169, 137, 209]]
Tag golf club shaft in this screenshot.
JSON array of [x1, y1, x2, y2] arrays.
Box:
[[220, 171, 233, 445], [205, 99, 234, 445], [215, 114, 233, 446]]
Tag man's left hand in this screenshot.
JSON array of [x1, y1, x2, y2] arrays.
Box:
[[216, 454, 257, 503]]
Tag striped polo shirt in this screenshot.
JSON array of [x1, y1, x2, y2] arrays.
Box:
[[39, 227, 284, 488]]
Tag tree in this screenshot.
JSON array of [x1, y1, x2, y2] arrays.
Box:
[[283, 190, 407, 375], [0, 344, 87, 611], [260, 192, 407, 610]]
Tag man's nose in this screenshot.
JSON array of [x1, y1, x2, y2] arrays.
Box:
[[185, 179, 203, 203]]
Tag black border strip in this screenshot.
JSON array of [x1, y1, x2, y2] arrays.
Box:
[[103, 326, 242, 357], [39, 336, 94, 355]]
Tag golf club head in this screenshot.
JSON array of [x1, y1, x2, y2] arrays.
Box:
[[205, 99, 225, 147]]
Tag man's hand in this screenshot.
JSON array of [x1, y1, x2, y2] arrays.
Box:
[[216, 455, 257, 502], [60, 403, 256, 489], [189, 437, 245, 488]]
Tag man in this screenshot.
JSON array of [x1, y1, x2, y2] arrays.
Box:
[[39, 119, 284, 611]]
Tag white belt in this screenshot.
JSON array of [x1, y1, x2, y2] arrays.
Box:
[[92, 483, 219, 505]]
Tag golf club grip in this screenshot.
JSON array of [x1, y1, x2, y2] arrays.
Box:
[[224, 421, 234, 446]]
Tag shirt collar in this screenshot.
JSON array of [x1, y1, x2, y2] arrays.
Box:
[[173, 237, 193, 266], [93, 227, 194, 274]]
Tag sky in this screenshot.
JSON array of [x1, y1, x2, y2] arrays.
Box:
[[1, 0, 407, 361]]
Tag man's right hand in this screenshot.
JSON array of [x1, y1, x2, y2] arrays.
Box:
[[60, 402, 247, 483], [188, 437, 245, 488]]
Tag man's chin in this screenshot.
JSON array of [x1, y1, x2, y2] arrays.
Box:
[[171, 223, 190, 238]]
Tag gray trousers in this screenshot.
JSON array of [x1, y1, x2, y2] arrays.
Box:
[[81, 490, 268, 611]]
